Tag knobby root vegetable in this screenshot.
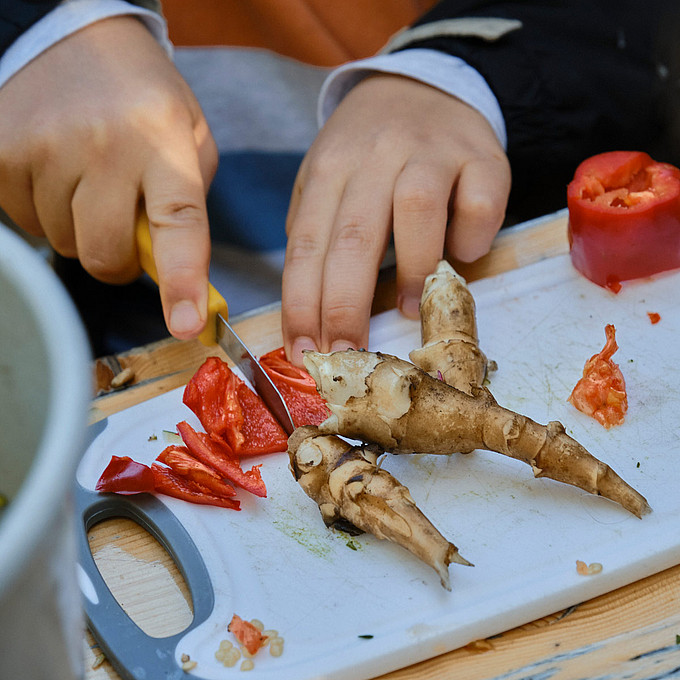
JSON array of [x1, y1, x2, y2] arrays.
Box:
[[409, 260, 493, 394], [288, 426, 471, 590], [303, 349, 650, 519]]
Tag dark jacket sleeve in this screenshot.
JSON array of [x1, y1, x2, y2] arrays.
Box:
[[393, 1, 680, 221], [0, 1, 60, 56]]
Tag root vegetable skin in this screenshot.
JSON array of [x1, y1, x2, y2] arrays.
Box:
[[288, 426, 471, 590], [303, 349, 650, 519], [409, 260, 491, 394]]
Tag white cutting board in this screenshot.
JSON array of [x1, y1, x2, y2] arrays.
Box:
[[77, 254, 680, 680]]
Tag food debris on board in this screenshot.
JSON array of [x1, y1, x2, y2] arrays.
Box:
[[568, 324, 628, 429], [647, 312, 661, 324], [576, 560, 603, 576], [214, 615, 284, 670]]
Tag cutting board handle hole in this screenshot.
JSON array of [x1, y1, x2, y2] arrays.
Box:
[[88, 517, 194, 637]]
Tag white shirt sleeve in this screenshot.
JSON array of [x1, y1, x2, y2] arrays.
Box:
[[317, 48, 507, 150], [0, 0, 171, 89]]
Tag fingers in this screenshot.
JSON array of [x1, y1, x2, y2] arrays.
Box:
[[143, 143, 212, 340], [282, 160, 345, 362], [392, 160, 451, 318], [445, 155, 511, 263]]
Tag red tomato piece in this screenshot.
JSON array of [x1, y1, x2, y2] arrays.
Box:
[[156, 445, 236, 497], [227, 614, 266, 656], [259, 347, 331, 426], [150, 464, 240, 510], [96, 455, 156, 494], [567, 151, 680, 290], [568, 324, 628, 428], [176, 420, 267, 497]]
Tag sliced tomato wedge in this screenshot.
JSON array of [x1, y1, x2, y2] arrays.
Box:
[[568, 324, 628, 428], [227, 614, 266, 656], [176, 420, 267, 497], [259, 347, 330, 426]]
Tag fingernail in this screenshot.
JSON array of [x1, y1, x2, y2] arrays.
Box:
[[330, 340, 357, 353], [291, 336, 318, 364], [169, 300, 202, 336], [398, 295, 420, 319]]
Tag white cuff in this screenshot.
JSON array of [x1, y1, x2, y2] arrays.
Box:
[[318, 48, 507, 150], [0, 0, 171, 89]]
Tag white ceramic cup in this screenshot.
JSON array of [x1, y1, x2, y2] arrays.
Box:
[[0, 223, 92, 680]]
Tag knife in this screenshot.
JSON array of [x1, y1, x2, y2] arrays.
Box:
[[135, 212, 295, 435]]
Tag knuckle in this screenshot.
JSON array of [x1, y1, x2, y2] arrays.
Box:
[[147, 200, 205, 229], [394, 179, 441, 217], [332, 217, 375, 253], [286, 231, 324, 264]]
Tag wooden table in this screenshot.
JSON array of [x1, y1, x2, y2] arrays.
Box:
[[83, 211, 680, 679]]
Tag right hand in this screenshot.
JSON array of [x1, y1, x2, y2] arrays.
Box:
[[0, 15, 218, 339]]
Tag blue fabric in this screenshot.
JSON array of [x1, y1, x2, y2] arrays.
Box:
[[207, 150, 304, 251]]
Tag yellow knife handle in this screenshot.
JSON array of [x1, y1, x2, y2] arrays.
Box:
[[135, 212, 228, 346]]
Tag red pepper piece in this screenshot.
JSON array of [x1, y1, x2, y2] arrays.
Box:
[[183, 356, 245, 451], [259, 347, 330, 426], [151, 464, 240, 510], [647, 311, 661, 324], [568, 324, 628, 429], [183, 356, 287, 456], [176, 420, 267, 497], [227, 614, 266, 656], [568, 151, 680, 290], [96, 455, 156, 494], [156, 445, 237, 497]]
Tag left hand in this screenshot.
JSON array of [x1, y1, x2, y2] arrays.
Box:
[[282, 74, 511, 366]]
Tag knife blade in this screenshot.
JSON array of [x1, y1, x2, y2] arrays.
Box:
[[135, 212, 295, 435]]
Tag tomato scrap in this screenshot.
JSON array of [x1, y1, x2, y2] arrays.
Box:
[[567, 151, 680, 291], [259, 347, 330, 426], [647, 312, 661, 324], [183, 356, 287, 456], [227, 614, 266, 656], [568, 324, 628, 429]]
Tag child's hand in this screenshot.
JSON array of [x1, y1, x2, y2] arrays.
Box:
[[282, 73, 510, 365], [0, 15, 218, 339]]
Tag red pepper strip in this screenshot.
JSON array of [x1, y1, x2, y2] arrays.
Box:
[[95, 454, 240, 509], [568, 324, 628, 429], [151, 464, 240, 510], [156, 445, 237, 497], [567, 151, 680, 290], [259, 347, 330, 426], [96, 455, 156, 494], [176, 420, 267, 497], [183, 356, 287, 456], [228, 614, 266, 656], [183, 356, 245, 452], [235, 381, 289, 455]]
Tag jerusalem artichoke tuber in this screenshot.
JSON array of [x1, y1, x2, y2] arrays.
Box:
[[303, 349, 650, 518], [288, 426, 471, 590], [409, 260, 492, 394]]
